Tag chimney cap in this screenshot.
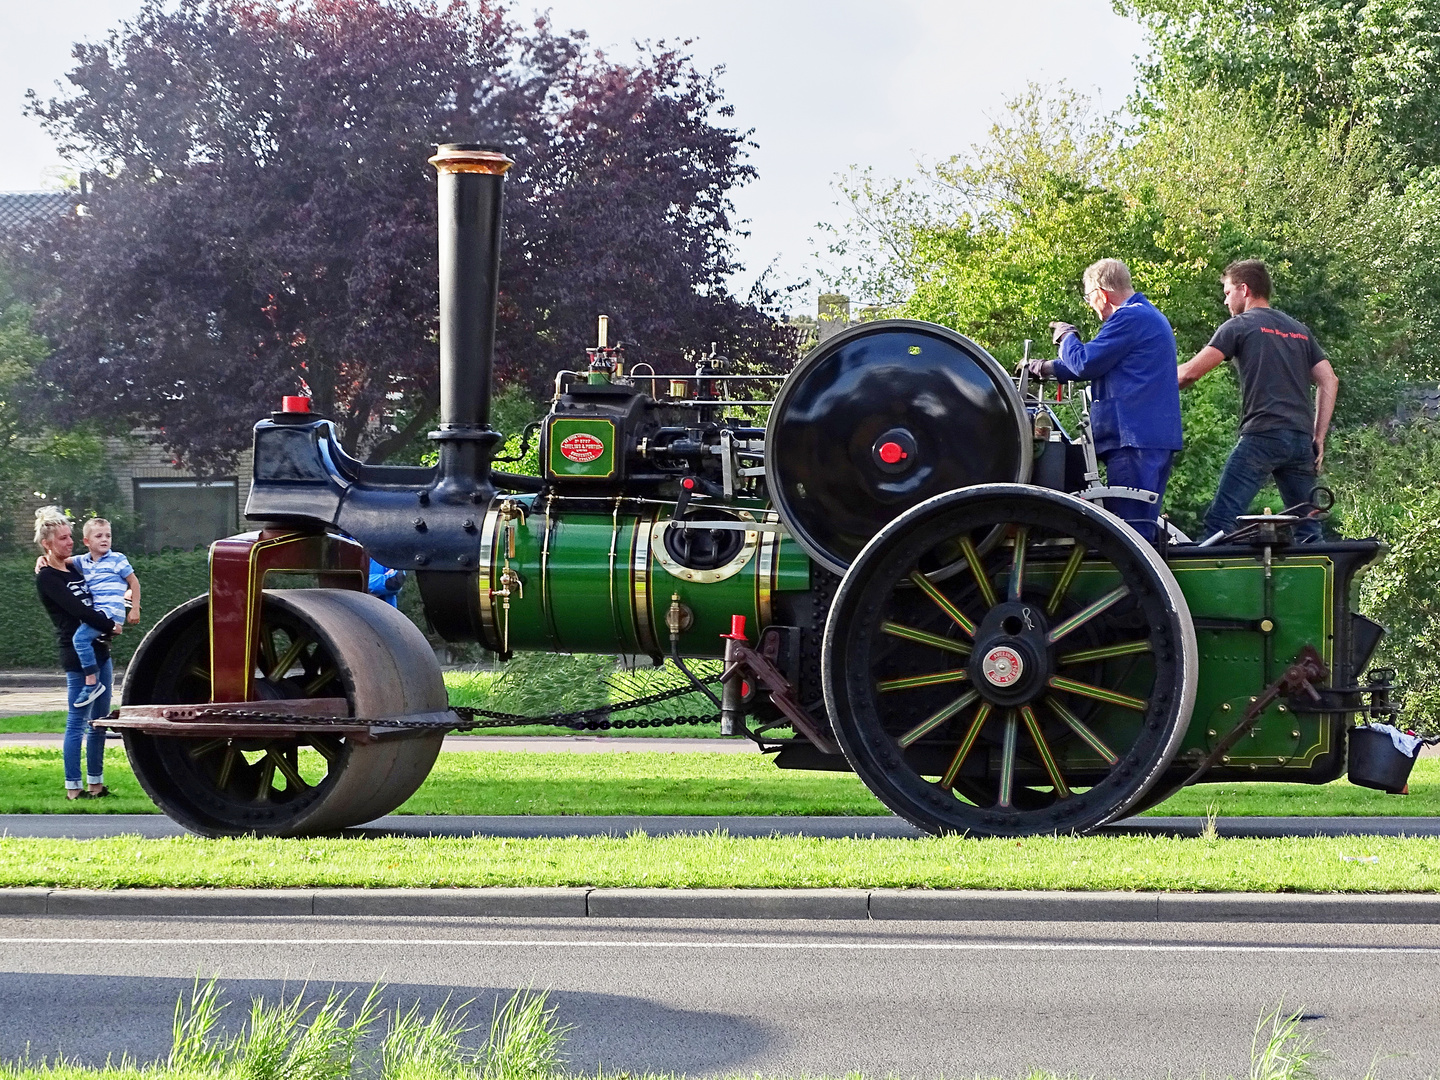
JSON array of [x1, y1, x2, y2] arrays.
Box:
[[430, 143, 514, 175]]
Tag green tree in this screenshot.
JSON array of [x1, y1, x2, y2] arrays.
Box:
[[1120, 0, 1440, 174]]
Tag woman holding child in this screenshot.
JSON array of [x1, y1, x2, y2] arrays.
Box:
[[33, 506, 132, 800]]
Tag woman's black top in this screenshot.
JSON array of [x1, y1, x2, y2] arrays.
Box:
[[36, 565, 115, 672]]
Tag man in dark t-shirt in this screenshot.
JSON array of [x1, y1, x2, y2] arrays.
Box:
[[1176, 260, 1339, 542]]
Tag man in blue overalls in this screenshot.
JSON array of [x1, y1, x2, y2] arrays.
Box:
[[1028, 258, 1183, 539]]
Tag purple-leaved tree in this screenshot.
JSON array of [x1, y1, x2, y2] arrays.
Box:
[[16, 0, 796, 469]]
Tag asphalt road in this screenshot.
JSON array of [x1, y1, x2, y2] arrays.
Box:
[[2, 913, 1438, 1078]]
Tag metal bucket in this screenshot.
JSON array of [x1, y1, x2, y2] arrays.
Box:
[[1347, 725, 1418, 794]]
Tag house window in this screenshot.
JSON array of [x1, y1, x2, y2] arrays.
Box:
[[133, 478, 239, 552]]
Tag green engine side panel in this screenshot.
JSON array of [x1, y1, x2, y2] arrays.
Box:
[[482, 500, 810, 659], [986, 552, 1337, 775], [1170, 555, 1335, 769]]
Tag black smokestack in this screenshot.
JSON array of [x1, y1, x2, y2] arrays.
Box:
[[428, 142, 512, 499]]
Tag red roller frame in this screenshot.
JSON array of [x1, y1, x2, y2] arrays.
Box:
[[208, 529, 368, 702]]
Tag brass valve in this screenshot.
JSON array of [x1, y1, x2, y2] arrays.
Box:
[[493, 565, 525, 653], [665, 592, 695, 640], [498, 499, 527, 558]]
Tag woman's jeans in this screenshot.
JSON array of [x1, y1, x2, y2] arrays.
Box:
[[63, 659, 111, 789], [1203, 429, 1323, 543]]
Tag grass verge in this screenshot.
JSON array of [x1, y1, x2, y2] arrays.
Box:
[[0, 749, 880, 816], [0, 746, 1436, 818], [1, 831, 1437, 890], [0, 713, 65, 735]]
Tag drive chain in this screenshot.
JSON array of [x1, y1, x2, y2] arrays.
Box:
[[110, 681, 723, 734]]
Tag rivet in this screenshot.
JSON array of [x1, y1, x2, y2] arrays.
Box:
[[1249, 696, 1258, 703], [1292, 730, 1300, 738], [1260, 619, 1274, 633], [462, 518, 476, 532], [1222, 755, 1231, 763], [1277, 704, 1287, 713], [417, 490, 430, 505], [1207, 729, 1217, 737], [414, 554, 429, 566], [1221, 702, 1232, 712], [1277, 756, 1286, 764], [413, 517, 428, 532]]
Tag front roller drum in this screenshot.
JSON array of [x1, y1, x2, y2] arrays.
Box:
[[823, 485, 1197, 837], [121, 589, 446, 837]]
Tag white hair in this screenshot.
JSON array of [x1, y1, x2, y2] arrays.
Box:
[[1082, 258, 1133, 297]]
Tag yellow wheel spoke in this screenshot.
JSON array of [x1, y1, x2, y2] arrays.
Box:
[[1046, 586, 1130, 644], [898, 689, 979, 749], [266, 635, 310, 683], [997, 710, 1019, 808], [878, 669, 969, 693], [307, 737, 341, 763], [1058, 639, 1151, 665], [1020, 704, 1070, 798], [1048, 675, 1147, 711], [255, 756, 276, 802], [303, 668, 338, 696], [215, 745, 237, 791], [1045, 695, 1118, 765], [266, 747, 309, 791], [909, 572, 976, 637], [1045, 544, 1086, 616], [1008, 526, 1029, 601], [940, 701, 992, 789], [882, 622, 972, 656], [958, 536, 998, 609], [258, 628, 277, 672], [187, 738, 226, 760]]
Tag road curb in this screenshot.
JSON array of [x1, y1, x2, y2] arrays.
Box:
[[5, 887, 1440, 922]]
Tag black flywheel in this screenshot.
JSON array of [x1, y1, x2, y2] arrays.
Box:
[[823, 485, 1197, 837], [765, 320, 1031, 575]]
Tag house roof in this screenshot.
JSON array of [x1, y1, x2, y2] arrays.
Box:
[[0, 191, 75, 234]]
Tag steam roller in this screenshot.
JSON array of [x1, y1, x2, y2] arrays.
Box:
[[107, 142, 1399, 838]]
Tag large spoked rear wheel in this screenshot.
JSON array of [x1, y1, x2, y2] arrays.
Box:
[[824, 485, 1196, 837], [121, 589, 446, 837]]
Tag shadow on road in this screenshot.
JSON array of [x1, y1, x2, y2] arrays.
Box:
[[0, 972, 779, 1075]]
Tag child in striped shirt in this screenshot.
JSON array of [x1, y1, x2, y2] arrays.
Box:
[[69, 518, 141, 707]]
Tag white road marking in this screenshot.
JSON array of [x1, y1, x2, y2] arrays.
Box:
[[0, 937, 1437, 954]]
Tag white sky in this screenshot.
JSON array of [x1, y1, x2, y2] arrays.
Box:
[[0, 0, 1150, 312]]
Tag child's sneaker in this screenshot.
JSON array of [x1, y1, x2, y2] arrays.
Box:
[[74, 681, 106, 708]]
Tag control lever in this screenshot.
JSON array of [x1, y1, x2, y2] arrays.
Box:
[[673, 474, 725, 519]]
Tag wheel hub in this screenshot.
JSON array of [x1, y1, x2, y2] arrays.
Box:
[[980, 645, 1023, 687], [968, 600, 1053, 705]]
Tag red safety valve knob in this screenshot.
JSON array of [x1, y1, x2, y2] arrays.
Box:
[[682, 477, 696, 490], [722, 614, 747, 641], [282, 395, 311, 414], [878, 441, 907, 464]]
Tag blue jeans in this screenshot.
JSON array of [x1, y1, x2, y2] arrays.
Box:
[[1102, 447, 1174, 541], [1204, 429, 1323, 543], [72, 622, 106, 675], [63, 659, 111, 789]]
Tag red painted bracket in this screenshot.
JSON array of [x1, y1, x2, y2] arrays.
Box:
[[208, 529, 367, 702]]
